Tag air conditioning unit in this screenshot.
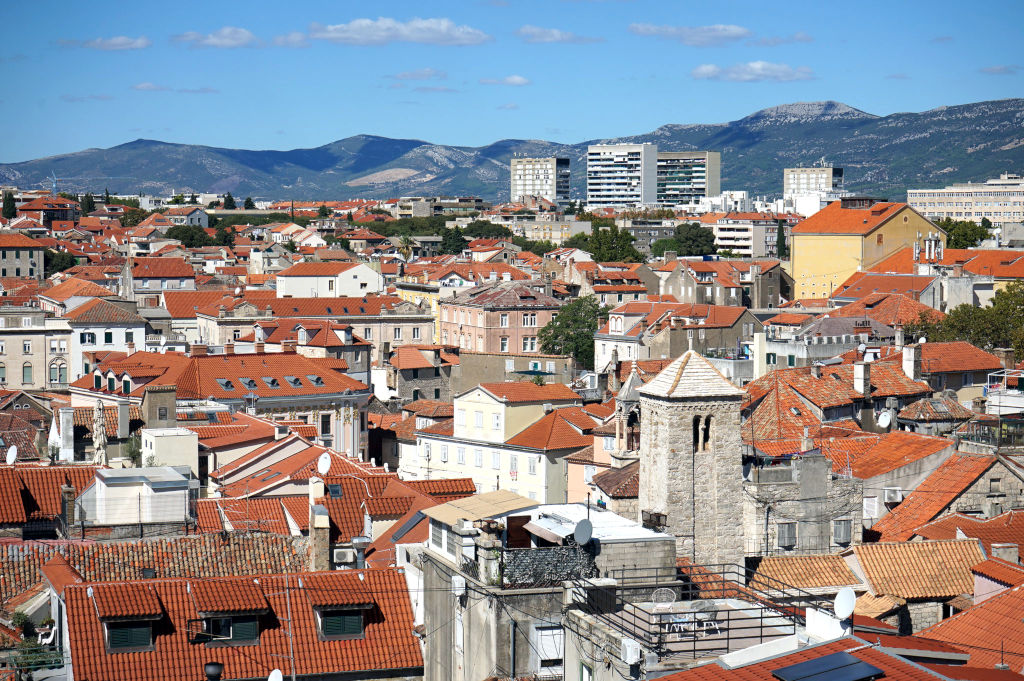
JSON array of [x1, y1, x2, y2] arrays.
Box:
[[451, 575, 466, 597], [333, 548, 355, 564], [882, 487, 903, 504], [621, 638, 642, 665]]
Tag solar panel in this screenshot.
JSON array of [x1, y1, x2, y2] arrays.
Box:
[[771, 651, 884, 681], [390, 511, 426, 543]]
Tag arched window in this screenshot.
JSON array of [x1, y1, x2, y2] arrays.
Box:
[[22, 363, 32, 385]]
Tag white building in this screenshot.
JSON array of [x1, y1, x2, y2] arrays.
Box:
[[656, 151, 721, 207], [65, 298, 148, 380], [783, 165, 845, 196], [586, 143, 657, 208], [510, 156, 571, 206], [907, 173, 1024, 224], [275, 262, 384, 298]]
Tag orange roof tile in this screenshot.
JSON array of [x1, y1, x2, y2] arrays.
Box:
[[750, 555, 861, 591], [828, 292, 945, 326], [849, 431, 952, 478], [191, 577, 269, 614], [91, 582, 163, 619], [505, 406, 596, 451], [851, 539, 985, 599], [921, 582, 1024, 671], [971, 557, 1024, 587], [910, 510, 1024, 552], [791, 200, 911, 235], [477, 381, 580, 403]]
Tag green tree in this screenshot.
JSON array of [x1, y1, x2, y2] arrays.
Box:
[[125, 434, 142, 467], [80, 193, 96, 215], [935, 217, 990, 249], [587, 224, 642, 262], [317, 204, 330, 218], [904, 280, 1024, 357], [283, 239, 297, 252], [44, 249, 77, 277], [103, 187, 111, 204], [440, 227, 467, 254], [538, 296, 609, 370], [166, 224, 215, 247], [463, 220, 513, 238], [189, 193, 198, 204], [673, 222, 716, 256], [214, 224, 235, 247], [775, 220, 789, 259], [207, 200, 220, 209], [168, 194, 185, 205], [564, 200, 578, 215], [244, 196, 256, 210], [1, 191, 15, 219], [398, 235, 415, 260], [222, 193, 237, 210], [120, 207, 149, 228]]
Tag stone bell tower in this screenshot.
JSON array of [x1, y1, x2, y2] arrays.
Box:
[[638, 350, 745, 566]]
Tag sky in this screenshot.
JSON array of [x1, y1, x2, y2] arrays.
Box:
[[3, 0, 1022, 162]]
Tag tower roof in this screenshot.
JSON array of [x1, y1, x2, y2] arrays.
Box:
[[639, 350, 744, 399]]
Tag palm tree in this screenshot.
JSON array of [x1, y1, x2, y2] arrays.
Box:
[[399, 235, 415, 261]]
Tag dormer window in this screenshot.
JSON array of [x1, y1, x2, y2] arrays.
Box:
[[122, 378, 131, 394], [262, 377, 280, 389], [198, 616, 260, 646], [306, 374, 324, 387], [284, 375, 302, 388], [94, 374, 102, 390], [317, 609, 365, 640], [107, 376, 116, 392], [106, 622, 153, 651]]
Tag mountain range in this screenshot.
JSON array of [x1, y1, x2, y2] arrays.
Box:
[[2, 98, 1022, 202]]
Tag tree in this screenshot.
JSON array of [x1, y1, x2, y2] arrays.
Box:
[[775, 220, 789, 259], [935, 217, 990, 249], [125, 434, 142, 467], [440, 227, 467, 254], [103, 188, 111, 204], [80, 193, 96, 215], [564, 200, 578, 216], [587, 224, 643, 262], [222, 193, 237, 210], [538, 296, 609, 370], [44, 249, 76, 277], [673, 223, 716, 256], [244, 196, 256, 210], [283, 239, 297, 252], [166, 224, 215, 247], [1, 191, 15, 219], [120, 207, 149, 228], [168, 194, 185, 205], [189, 193, 198, 204], [904, 280, 1024, 357], [398, 235, 415, 260], [463, 220, 512, 238], [207, 200, 220, 209], [214, 224, 235, 247], [317, 204, 330, 218]]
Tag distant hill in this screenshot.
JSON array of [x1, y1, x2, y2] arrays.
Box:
[[2, 98, 1021, 201]]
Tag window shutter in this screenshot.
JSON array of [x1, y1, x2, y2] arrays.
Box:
[[322, 611, 362, 637], [231, 617, 259, 641]]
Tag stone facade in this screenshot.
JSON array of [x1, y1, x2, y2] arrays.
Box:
[[638, 391, 745, 566]]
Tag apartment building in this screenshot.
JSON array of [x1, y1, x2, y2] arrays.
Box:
[[0, 306, 72, 390], [703, 212, 800, 258], [586, 143, 657, 208], [0, 232, 45, 281], [438, 281, 562, 354], [510, 156, 571, 206], [907, 172, 1024, 224], [656, 151, 721, 207], [783, 165, 845, 196]]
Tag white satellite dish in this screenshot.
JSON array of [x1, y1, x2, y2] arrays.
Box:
[[267, 671, 283, 681], [317, 452, 332, 476], [574, 518, 593, 545], [919, 337, 927, 344], [5, 445, 16, 465], [834, 586, 856, 620], [877, 412, 892, 429], [234, 286, 242, 296]]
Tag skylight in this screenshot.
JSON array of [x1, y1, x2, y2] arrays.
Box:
[[262, 377, 280, 389], [216, 379, 235, 391], [284, 375, 302, 388], [306, 374, 324, 387]]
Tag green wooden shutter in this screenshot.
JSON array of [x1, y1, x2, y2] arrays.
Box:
[[108, 623, 151, 648], [322, 611, 363, 637], [231, 617, 259, 642]]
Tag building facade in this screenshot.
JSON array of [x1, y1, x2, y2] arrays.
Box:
[[907, 172, 1024, 224], [586, 143, 657, 208], [0, 306, 71, 391], [656, 151, 721, 207], [783, 165, 845, 196], [438, 281, 562, 354], [510, 156, 571, 206]]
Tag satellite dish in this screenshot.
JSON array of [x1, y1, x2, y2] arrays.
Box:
[[574, 518, 593, 545], [919, 337, 927, 344], [857, 343, 866, 354], [5, 445, 16, 465], [234, 287, 242, 296], [834, 586, 856, 620], [267, 671, 283, 681], [877, 412, 892, 428], [317, 452, 332, 476]]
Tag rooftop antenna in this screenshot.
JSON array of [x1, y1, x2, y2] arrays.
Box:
[[5, 445, 17, 465]]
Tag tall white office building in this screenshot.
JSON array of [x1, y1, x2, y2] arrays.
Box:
[[586, 143, 657, 208], [656, 151, 721, 207], [783, 165, 845, 197], [907, 173, 1024, 224], [510, 156, 571, 206]]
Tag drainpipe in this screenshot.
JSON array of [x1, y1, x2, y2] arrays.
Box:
[[509, 618, 516, 679]]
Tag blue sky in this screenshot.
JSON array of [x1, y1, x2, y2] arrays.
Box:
[[3, 0, 1022, 162]]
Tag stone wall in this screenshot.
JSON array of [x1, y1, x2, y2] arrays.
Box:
[[638, 393, 744, 566]]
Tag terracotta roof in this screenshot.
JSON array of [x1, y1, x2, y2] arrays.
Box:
[[505, 407, 596, 451], [91, 582, 163, 619], [849, 431, 952, 478], [38, 277, 113, 302], [0, 465, 99, 523], [971, 556, 1024, 587], [828, 292, 945, 326], [162, 289, 276, 318], [911, 510, 1024, 552], [445, 280, 563, 309], [63, 567, 421, 681], [195, 495, 305, 534], [401, 478, 476, 503], [850, 539, 985, 599], [591, 460, 639, 498], [750, 555, 861, 591], [402, 399, 455, 418], [921, 583, 1024, 671], [790, 200, 910, 235], [276, 261, 362, 277], [132, 256, 194, 278], [476, 382, 580, 403], [71, 405, 144, 438], [832, 273, 938, 301], [869, 454, 996, 541], [64, 297, 146, 325], [640, 350, 744, 399], [898, 397, 976, 422]]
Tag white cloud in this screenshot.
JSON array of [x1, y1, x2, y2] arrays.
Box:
[[132, 82, 169, 91], [751, 31, 813, 47], [273, 32, 309, 48], [628, 23, 750, 47], [389, 68, 447, 80], [691, 61, 813, 82], [480, 74, 530, 86], [979, 64, 1020, 75], [174, 27, 259, 48], [309, 17, 491, 46], [516, 25, 602, 44], [81, 36, 151, 50], [497, 103, 519, 110], [414, 86, 458, 93]]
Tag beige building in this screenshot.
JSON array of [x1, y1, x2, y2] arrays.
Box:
[[0, 306, 71, 391], [510, 156, 571, 206], [656, 151, 721, 207], [783, 165, 844, 196], [907, 172, 1024, 224]]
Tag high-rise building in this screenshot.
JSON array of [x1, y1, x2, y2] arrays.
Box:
[[655, 151, 721, 207], [586, 143, 657, 208], [510, 156, 571, 206], [783, 165, 844, 197], [907, 173, 1024, 224]]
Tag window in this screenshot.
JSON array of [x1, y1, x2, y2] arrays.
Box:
[[787, 355, 795, 367], [94, 374, 102, 390], [22, 340, 31, 354], [500, 313, 509, 328], [320, 413, 331, 435], [0, 341, 5, 354], [232, 329, 241, 341], [393, 327, 402, 340], [876, 233, 884, 245], [318, 610, 364, 639], [491, 451, 500, 469], [104, 331, 113, 344], [158, 406, 168, 421], [456, 409, 465, 427], [523, 313, 537, 327], [108, 376, 116, 391], [522, 337, 537, 352], [546, 361, 555, 374], [363, 327, 372, 340], [204, 616, 259, 644], [990, 478, 1002, 494], [777, 522, 797, 549], [766, 353, 777, 365], [528, 456, 537, 475], [22, 363, 32, 384], [505, 359, 515, 372], [431, 518, 443, 547], [474, 411, 483, 428], [535, 625, 564, 676], [492, 413, 502, 431], [440, 445, 448, 463], [412, 327, 421, 340], [122, 379, 131, 394], [423, 442, 431, 460], [500, 337, 509, 353], [834, 519, 852, 545], [603, 436, 615, 450], [106, 622, 152, 650], [125, 332, 134, 344], [510, 454, 518, 472], [474, 449, 483, 467], [457, 447, 466, 464]]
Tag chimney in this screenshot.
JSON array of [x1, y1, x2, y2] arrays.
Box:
[[903, 344, 922, 381], [61, 484, 77, 525], [116, 399, 130, 440], [811, 363, 822, 379], [953, 263, 964, 278], [59, 407, 75, 460], [126, 342, 135, 356], [664, 250, 678, 262], [990, 543, 1019, 565], [309, 476, 325, 504], [895, 325, 905, 350], [190, 343, 208, 357], [853, 362, 871, 397], [992, 348, 1016, 370], [543, 274, 552, 298], [254, 342, 265, 354], [282, 339, 297, 353], [309, 504, 331, 571], [801, 425, 814, 453], [224, 342, 234, 355]]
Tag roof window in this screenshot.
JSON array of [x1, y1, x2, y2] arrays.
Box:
[[262, 377, 280, 389], [306, 374, 325, 387], [284, 375, 302, 388], [216, 379, 235, 391]]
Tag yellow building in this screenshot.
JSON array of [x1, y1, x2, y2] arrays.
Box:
[[791, 198, 946, 299]]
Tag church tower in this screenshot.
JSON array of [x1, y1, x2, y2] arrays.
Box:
[[638, 350, 745, 566]]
